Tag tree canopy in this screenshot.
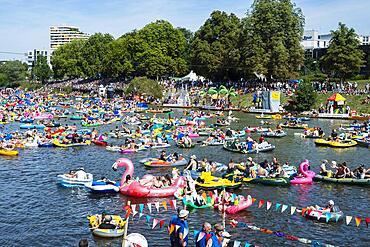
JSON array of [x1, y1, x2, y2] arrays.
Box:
[[241, 0, 305, 80], [33, 55, 52, 83], [322, 22, 364, 81], [190, 11, 242, 81], [125, 76, 163, 98], [0, 60, 28, 87]]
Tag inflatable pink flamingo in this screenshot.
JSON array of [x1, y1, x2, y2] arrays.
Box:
[[112, 158, 185, 197], [291, 160, 316, 185], [225, 195, 253, 214]]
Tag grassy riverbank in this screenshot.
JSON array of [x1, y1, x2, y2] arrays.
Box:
[[231, 92, 370, 114]]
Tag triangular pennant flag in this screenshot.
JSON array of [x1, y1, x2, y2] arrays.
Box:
[[183, 226, 189, 238], [252, 198, 256, 203], [139, 204, 144, 213], [146, 215, 151, 223], [301, 208, 307, 217], [168, 224, 175, 235], [175, 225, 181, 231], [275, 203, 281, 211], [159, 219, 165, 228], [139, 213, 143, 219], [316, 211, 322, 220], [346, 216, 353, 225], [266, 201, 272, 210], [147, 203, 152, 213], [281, 204, 288, 213], [355, 217, 361, 227], [152, 218, 159, 229], [155, 202, 160, 212], [208, 191, 213, 198], [194, 230, 200, 240], [258, 200, 265, 208], [162, 201, 168, 211], [131, 204, 137, 213], [290, 206, 296, 215], [245, 244, 251, 247], [233, 240, 241, 247], [231, 194, 235, 202], [125, 208, 132, 219], [202, 192, 207, 201], [335, 214, 341, 222], [365, 217, 370, 228], [197, 231, 205, 242], [132, 210, 138, 217], [170, 200, 176, 210], [325, 213, 331, 223]]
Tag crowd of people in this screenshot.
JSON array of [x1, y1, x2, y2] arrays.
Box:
[[320, 160, 369, 179]]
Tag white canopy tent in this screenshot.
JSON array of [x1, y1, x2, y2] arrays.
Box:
[[181, 70, 205, 82]]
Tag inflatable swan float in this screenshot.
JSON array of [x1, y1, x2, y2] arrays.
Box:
[[112, 158, 185, 197]]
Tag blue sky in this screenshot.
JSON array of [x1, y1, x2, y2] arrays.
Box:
[[1, 0, 370, 60]]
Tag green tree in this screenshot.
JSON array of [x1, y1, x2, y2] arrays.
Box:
[[291, 81, 317, 111], [125, 77, 163, 98], [82, 33, 114, 78], [0, 60, 28, 87], [322, 22, 364, 82], [241, 0, 305, 80], [190, 11, 242, 81], [51, 39, 86, 79], [33, 54, 52, 83]]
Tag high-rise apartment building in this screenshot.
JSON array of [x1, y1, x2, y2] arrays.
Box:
[[26, 49, 49, 70], [49, 26, 89, 52]]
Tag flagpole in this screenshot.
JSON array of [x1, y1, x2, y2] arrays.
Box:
[[122, 200, 131, 247]]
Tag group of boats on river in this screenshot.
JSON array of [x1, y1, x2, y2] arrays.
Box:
[[0, 91, 368, 243]]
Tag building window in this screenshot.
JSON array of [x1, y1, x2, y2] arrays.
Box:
[[317, 41, 320, 47]]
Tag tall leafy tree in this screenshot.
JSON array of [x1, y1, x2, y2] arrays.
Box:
[[322, 22, 364, 82], [190, 11, 242, 81], [0, 60, 28, 86], [33, 55, 52, 83], [81, 33, 114, 78], [125, 20, 188, 79], [51, 39, 86, 79], [291, 81, 317, 111], [125, 76, 163, 98], [241, 0, 305, 80]]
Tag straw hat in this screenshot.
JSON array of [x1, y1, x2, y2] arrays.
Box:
[[178, 209, 189, 218]]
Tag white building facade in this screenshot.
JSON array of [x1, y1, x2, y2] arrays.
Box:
[[26, 49, 49, 70], [50, 26, 89, 52]]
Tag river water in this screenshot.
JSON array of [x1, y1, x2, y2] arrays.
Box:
[[0, 110, 369, 246]]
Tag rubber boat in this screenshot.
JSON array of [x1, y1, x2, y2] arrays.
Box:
[[70, 115, 83, 120], [0, 149, 19, 156], [261, 131, 287, 138], [355, 139, 370, 148], [225, 195, 253, 214], [119, 146, 148, 154], [256, 115, 271, 119], [112, 158, 185, 197], [202, 140, 224, 146], [38, 141, 54, 147], [20, 124, 46, 129], [291, 160, 315, 185], [106, 146, 121, 152], [182, 195, 213, 209], [53, 139, 91, 147], [57, 173, 93, 187], [81, 121, 101, 127], [34, 113, 53, 120], [314, 139, 357, 148], [144, 159, 187, 168], [92, 139, 108, 146], [88, 215, 126, 237], [176, 143, 195, 148], [304, 209, 344, 223], [251, 177, 290, 186], [150, 143, 171, 149], [19, 118, 34, 123], [195, 172, 242, 190], [280, 123, 308, 129], [314, 175, 370, 185], [223, 141, 275, 153], [85, 181, 120, 193]]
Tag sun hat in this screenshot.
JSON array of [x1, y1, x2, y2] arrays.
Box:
[[247, 157, 253, 161], [178, 209, 189, 218], [222, 231, 232, 238], [328, 200, 334, 206], [191, 155, 197, 159]]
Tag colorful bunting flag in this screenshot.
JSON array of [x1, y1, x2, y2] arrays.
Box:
[[355, 217, 361, 227], [281, 204, 288, 213], [267, 201, 272, 210], [155, 202, 160, 212], [346, 216, 353, 225], [168, 224, 175, 235], [152, 218, 159, 229], [335, 214, 341, 222], [170, 200, 177, 210], [244, 244, 251, 247], [316, 211, 322, 221], [252, 198, 256, 204], [139, 204, 144, 213], [159, 219, 165, 228], [291, 206, 296, 215], [258, 200, 265, 208], [147, 203, 152, 213], [233, 240, 241, 247], [325, 213, 331, 223], [366, 217, 370, 228], [139, 213, 143, 219], [275, 203, 281, 211], [162, 200, 168, 211], [146, 215, 151, 223], [131, 204, 136, 213]]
